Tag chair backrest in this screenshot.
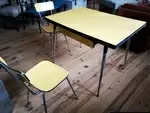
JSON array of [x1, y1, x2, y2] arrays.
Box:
[[34, 1, 54, 12], [34, 1, 54, 25], [19, 0, 32, 6], [19, 0, 34, 12], [0, 57, 7, 65], [0, 57, 36, 94], [0, 58, 29, 83]]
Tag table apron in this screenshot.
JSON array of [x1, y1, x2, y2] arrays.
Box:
[[59, 27, 94, 48]]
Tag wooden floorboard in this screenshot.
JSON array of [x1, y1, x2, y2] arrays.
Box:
[[0, 26, 149, 113], [121, 66, 150, 112], [104, 65, 150, 113], [84, 49, 149, 113]]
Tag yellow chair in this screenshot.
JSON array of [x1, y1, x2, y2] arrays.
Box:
[[34, 1, 71, 60], [0, 57, 7, 65], [0, 57, 78, 113]]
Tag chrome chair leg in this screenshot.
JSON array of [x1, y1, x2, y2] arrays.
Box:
[[42, 32, 46, 48], [79, 43, 82, 48], [52, 30, 56, 62], [66, 77, 78, 99], [50, 33, 53, 57], [42, 92, 47, 113], [64, 34, 71, 52], [55, 33, 59, 49], [56, 33, 59, 45], [25, 89, 30, 107]]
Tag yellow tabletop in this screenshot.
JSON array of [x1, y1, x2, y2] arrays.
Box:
[[46, 7, 146, 48]]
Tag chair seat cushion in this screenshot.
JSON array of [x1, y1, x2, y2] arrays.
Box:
[[42, 24, 59, 33], [0, 57, 7, 65], [24, 8, 37, 15], [26, 61, 69, 92], [0, 5, 25, 17], [24, 8, 47, 17], [103, 0, 138, 9]]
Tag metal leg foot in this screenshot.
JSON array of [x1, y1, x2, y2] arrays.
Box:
[[25, 89, 30, 108], [119, 39, 131, 69], [64, 34, 71, 52], [50, 33, 53, 57], [52, 26, 56, 63], [22, 15, 26, 30], [32, 17, 34, 25], [42, 92, 47, 113], [53, 33, 56, 62], [15, 19, 19, 31], [97, 46, 108, 97], [66, 77, 78, 99], [37, 17, 41, 33], [79, 43, 82, 48], [42, 33, 45, 48], [56, 33, 59, 45]]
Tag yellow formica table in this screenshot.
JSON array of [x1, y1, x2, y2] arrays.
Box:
[[45, 7, 146, 97]]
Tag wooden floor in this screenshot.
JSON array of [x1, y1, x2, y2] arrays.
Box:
[[0, 25, 150, 113]]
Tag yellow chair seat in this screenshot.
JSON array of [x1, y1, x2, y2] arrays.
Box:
[[42, 25, 59, 33], [0, 57, 7, 65], [25, 61, 69, 92]]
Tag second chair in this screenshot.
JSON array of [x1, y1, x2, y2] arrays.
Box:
[[0, 57, 78, 113], [34, 1, 71, 61]]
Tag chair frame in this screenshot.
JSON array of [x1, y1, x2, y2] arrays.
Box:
[[19, 0, 44, 32], [35, 1, 71, 61], [0, 60, 78, 113]]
